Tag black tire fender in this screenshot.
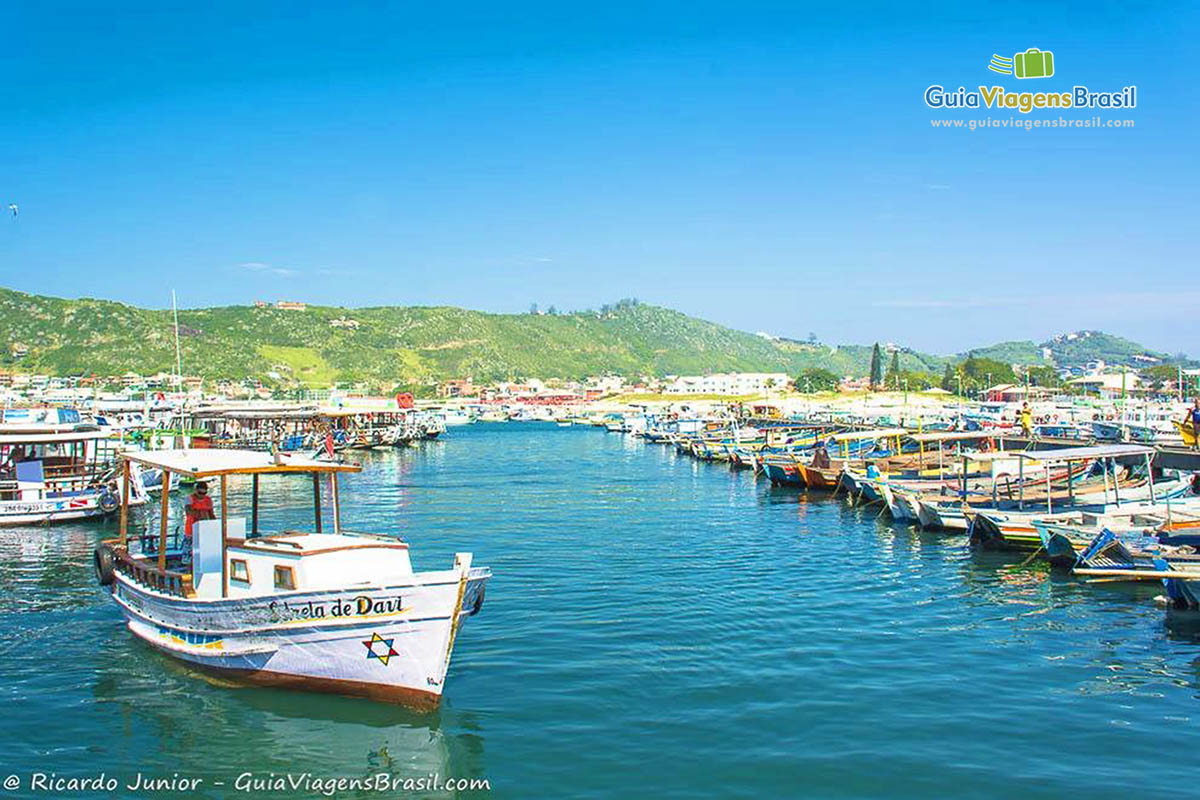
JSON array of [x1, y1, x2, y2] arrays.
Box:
[[94, 545, 116, 586]]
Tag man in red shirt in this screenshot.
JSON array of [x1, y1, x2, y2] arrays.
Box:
[[185, 481, 215, 536]]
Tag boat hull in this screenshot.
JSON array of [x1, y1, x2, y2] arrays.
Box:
[[109, 568, 488, 709]]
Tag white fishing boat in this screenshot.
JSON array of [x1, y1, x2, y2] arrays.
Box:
[[94, 449, 490, 709], [435, 408, 474, 427], [0, 429, 148, 525]]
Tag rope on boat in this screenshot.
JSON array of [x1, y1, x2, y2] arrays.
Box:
[[1010, 545, 1045, 570]]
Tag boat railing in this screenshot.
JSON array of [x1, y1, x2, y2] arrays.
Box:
[[109, 542, 195, 598]]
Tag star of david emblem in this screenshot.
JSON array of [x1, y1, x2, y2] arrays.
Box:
[[362, 632, 399, 666]]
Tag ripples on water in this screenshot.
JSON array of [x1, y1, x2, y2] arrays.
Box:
[[1, 423, 1199, 799]]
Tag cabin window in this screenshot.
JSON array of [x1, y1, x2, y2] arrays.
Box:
[[274, 565, 296, 590], [230, 559, 250, 583]]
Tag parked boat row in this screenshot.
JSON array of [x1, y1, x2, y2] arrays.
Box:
[[611, 406, 1200, 613]]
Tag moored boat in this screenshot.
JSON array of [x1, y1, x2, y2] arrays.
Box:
[[1, 429, 148, 525], [94, 449, 490, 709]]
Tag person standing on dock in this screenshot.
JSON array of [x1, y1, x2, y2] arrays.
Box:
[[1019, 402, 1033, 439], [185, 481, 215, 536]]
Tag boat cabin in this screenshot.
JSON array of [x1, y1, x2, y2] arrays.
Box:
[[0, 429, 117, 502], [109, 449, 412, 599]]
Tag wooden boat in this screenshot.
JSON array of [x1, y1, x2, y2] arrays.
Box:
[[969, 477, 1187, 551], [94, 449, 490, 709], [762, 455, 805, 486], [802, 463, 841, 490], [0, 429, 149, 525]]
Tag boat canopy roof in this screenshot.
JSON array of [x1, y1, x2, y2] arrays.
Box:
[[194, 409, 316, 420], [908, 431, 997, 443], [122, 448, 362, 476], [0, 429, 111, 446], [830, 427, 908, 442], [966, 443, 1155, 463]]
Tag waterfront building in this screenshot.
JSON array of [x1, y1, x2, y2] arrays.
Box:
[[663, 372, 790, 396]]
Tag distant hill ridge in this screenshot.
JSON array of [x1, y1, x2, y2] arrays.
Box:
[[0, 287, 1178, 386]]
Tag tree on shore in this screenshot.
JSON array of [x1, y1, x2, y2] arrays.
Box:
[[941, 363, 956, 392], [869, 343, 883, 390], [886, 350, 900, 389], [795, 368, 840, 393]]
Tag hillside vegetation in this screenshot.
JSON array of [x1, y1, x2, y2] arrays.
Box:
[[0, 288, 1176, 387]]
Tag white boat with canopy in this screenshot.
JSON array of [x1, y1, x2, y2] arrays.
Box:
[[0, 429, 148, 525], [94, 448, 490, 709]]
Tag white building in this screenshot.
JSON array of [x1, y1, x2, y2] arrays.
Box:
[[663, 372, 790, 396], [1067, 371, 1141, 399]]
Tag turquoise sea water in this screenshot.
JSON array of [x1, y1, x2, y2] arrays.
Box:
[[2, 422, 1199, 799]]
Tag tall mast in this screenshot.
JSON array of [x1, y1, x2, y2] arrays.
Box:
[[172, 290, 183, 392]]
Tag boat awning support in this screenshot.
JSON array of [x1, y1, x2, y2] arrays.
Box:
[[1045, 465, 1052, 514], [313, 474, 322, 533], [1145, 452, 1156, 505], [119, 459, 130, 549], [1018, 456, 1025, 511], [158, 468, 170, 572], [251, 474, 259, 537], [1067, 460, 1075, 508], [332, 472, 342, 534], [1112, 457, 1122, 507]]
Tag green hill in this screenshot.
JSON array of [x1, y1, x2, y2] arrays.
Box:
[[0, 287, 1174, 387], [0, 289, 887, 385], [1041, 330, 1168, 367], [962, 340, 1048, 365]]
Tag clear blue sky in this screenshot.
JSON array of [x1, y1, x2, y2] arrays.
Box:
[[2, 1, 1196, 355]]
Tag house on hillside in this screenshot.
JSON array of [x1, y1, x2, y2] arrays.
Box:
[[438, 379, 476, 398], [274, 301, 307, 311]]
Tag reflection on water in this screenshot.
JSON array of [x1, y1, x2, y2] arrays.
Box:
[[2, 423, 1200, 799]]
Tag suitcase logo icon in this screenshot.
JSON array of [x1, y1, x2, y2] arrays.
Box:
[[988, 48, 1055, 79]]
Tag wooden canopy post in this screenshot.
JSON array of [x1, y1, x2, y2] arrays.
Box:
[[119, 458, 130, 549], [221, 474, 229, 599], [1045, 462, 1052, 514], [251, 474, 260, 537], [1112, 457, 1122, 507], [1018, 456, 1025, 511], [313, 473, 322, 532], [158, 469, 170, 571], [1145, 453, 1156, 504], [332, 472, 341, 534]]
